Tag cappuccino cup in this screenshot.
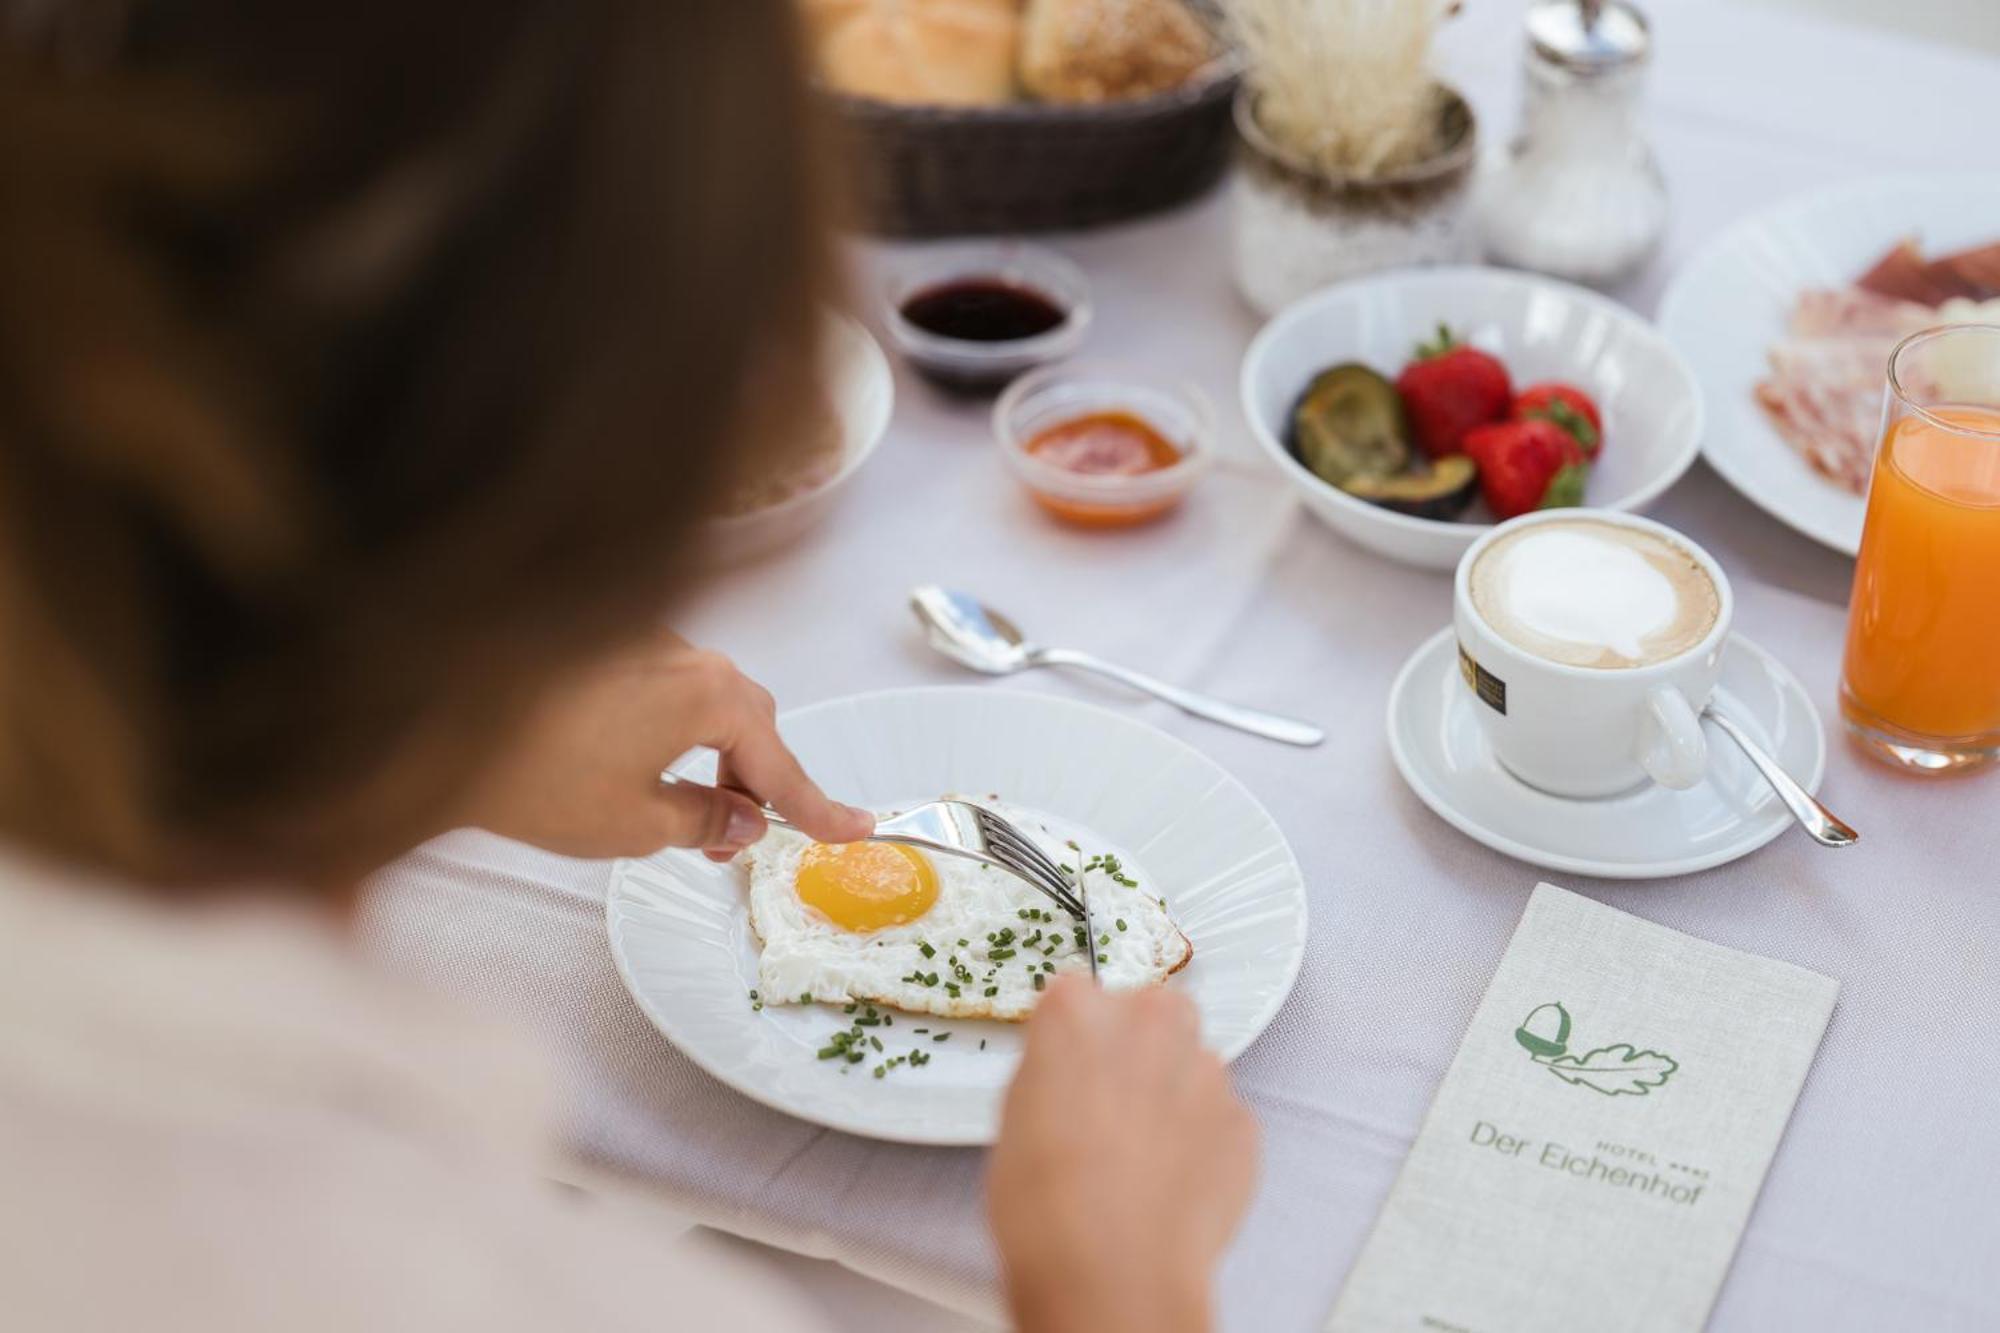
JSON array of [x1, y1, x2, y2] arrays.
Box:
[[1453, 510, 1733, 799]]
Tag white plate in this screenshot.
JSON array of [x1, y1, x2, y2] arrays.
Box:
[[1657, 174, 2000, 556], [1387, 629, 1827, 879], [1240, 266, 1704, 570], [606, 687, 1308, 1145], [701, 311, 894, 565]]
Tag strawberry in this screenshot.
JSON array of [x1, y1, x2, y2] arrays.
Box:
[[1464, 418, 1590, 520], [1512, 382, 1603, 459], [1394, 324, 1512, 459]]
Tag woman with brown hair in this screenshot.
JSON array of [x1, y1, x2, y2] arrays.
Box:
[[0, 2, 1257, 1330]]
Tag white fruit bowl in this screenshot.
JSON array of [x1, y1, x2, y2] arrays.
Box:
[[1239, 266, 1704, 570]]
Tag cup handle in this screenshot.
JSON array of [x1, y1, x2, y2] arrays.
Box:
[[1639, 687, 1708, 790]]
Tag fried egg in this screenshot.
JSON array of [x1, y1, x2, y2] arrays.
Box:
[[741, 800, 1190, 1021]]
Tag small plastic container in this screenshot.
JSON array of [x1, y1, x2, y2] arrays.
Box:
[[884, 242, 1091, 396], [994, 363, 1212, 527]]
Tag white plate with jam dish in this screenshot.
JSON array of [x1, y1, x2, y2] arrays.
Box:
[[993, 362, 1213, 527], [1240, 266, 1704, 570], [605, 687, 1306, 1145]]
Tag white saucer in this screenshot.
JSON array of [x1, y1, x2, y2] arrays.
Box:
[[1386, 629, 1827, 879]]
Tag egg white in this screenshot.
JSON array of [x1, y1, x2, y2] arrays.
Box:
[[741, 799, 1189, 1021]]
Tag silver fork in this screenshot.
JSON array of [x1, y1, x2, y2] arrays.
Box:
[[690, 784, 1086, 921]]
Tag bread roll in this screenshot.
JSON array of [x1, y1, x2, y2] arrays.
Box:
[[804, 0, 1022, 105], [1018, 0, 1214, 103]]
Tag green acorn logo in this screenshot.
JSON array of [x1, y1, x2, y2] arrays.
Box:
[[1514, 1001, 1677, 1098], [1514, 1001, 1572, 1059]]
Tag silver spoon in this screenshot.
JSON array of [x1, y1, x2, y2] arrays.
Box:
[[910, 585, 1325, 747], [1703, 703, 1858, 848]]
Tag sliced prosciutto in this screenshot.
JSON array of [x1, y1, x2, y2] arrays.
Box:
[[1755, 237, 1997, 496], [1858, 237, 2000, 304], [1755, 337, 1892, 494], [1786, 288, 1935, 339]]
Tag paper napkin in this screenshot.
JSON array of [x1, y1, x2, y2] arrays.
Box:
[[1327, 883, 1838, 1333]]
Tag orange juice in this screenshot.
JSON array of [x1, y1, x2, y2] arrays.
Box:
[[1841, 404, 2000, 749]]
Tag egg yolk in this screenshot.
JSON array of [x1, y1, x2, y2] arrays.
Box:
[[795, 841, 938, 932]]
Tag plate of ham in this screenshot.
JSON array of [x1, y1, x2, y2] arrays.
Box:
[[1659, 175, 2000, 555]]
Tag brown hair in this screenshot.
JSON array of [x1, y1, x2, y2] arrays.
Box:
[[0, 1, 828, 888]]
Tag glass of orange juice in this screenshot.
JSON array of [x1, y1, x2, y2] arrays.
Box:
[[1840, 324, 2000, 772]]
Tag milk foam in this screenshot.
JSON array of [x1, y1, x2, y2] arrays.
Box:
[[1471, 520, 1720, 669]]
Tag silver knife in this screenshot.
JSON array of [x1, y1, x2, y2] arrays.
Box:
[[1074, 846, 1098, 982]]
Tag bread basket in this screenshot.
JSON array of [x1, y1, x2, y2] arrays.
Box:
[[824, 57, 1241, 237]]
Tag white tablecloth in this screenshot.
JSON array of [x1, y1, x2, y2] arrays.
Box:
[[361, 2, 2000, 1328]]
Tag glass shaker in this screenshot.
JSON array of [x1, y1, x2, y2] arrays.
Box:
[[1480, 0, 1667, 286]]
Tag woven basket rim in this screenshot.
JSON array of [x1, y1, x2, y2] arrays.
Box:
[[820, 55, 1243, 126]]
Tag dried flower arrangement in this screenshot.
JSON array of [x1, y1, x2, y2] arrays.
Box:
[[1225, 0, 1453, 179]]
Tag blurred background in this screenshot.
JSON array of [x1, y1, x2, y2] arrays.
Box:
[[1750, 0, 2000, 51]]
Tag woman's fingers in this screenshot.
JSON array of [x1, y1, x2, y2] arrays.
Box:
[[988, 978, 1258, 1332], [714, 700, 873, 846], [463, 633, 869, 859], [648, 779, 767, 857], [677, 659, 870, 856]]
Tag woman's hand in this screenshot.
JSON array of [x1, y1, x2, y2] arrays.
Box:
[[987, 978, 1259, 1333], [464, 631, 872, 859]]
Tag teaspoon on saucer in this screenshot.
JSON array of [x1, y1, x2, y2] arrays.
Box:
[[1703, 703, 1858, 848], [909, 585, 1325, 747]]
